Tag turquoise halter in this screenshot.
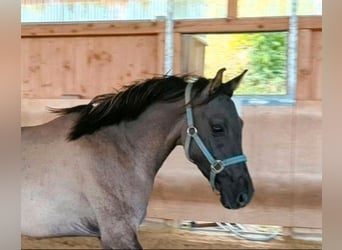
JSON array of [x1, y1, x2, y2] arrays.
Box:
[[184, 81, 247, 191]]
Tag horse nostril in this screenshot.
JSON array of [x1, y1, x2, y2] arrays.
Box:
[[236, 192, 249, 206]]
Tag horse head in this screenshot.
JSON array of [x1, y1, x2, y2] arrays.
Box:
[[181, 68, 254, 209]]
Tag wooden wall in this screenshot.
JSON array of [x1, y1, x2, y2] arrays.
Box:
[[22, 35, 160, 98], [21, 22, 165, 98]]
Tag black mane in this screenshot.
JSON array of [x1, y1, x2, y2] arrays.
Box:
[[50, 75, 209, 140]]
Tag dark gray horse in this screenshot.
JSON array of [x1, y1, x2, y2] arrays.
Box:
[[21, 68, 254, 249]]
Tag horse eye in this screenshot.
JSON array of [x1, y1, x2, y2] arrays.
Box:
[[211, 124, 224, 133]]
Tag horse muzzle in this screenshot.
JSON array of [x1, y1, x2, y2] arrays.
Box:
[[220, 188, 254, 209], [218, 172, 254, 209]]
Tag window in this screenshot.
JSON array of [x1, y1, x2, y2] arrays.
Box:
[[21, 0, 228, 23], [182, 32, 293, 106], [238, 0, 322, 17], [21, 0, 322, 23], [173, 0, 227, 20]]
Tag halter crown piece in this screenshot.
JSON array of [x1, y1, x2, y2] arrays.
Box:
[[184, 81, 247, 191]]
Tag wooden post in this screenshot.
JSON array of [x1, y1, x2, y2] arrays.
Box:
[[228, 0, 238, 19]]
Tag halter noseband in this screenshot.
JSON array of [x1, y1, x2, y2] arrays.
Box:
[[184, 81, 247, 191]]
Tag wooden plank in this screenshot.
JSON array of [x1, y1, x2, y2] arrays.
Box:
[[296, 30, 322, 101], [181, 35, 206, 75], [21, 38, 30, 99], [157, 32, 165, 75], [296, 29, 312, 100], [73, 37, 91, 95], [174, 16, 322, 33], [21, 21, 164, 37], [21, 17, 321, 38], [53, 38, 71, 96], [39, 38, 54, 97], [173, 32, 182, 75], [311, 31, 322, 100], [23, 39, 44, 98], [227, 0, 238, 19]]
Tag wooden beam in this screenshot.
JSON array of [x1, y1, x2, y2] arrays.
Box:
[[227, 0, 238, 19], [21, 21, 165, 37], [21, 17, 321, 38], [174, 16, 322, 33]]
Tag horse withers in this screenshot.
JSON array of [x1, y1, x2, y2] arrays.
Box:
[[21, 68, 254, 249]]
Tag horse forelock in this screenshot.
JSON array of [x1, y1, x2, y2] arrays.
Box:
[[51, 74, 209, 140]]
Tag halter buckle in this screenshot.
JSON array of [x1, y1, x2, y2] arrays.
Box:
[[211, 160, 224, 174], [186, 126, 198, 136]]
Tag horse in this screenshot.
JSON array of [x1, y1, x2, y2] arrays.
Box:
[[21, 68, 254, 249]]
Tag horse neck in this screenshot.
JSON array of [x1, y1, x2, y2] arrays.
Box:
[[109, 100, 184, 176]]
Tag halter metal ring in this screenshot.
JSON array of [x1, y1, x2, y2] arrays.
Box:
[[186, 126, 198, 136], [211, 160, 224, 174]]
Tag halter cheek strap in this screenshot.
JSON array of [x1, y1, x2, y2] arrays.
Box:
[[184, 82, 247, 191]]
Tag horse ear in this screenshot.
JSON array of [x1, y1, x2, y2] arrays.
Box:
[[209, 68, 226, 94], [195, 68, 226, 103], [221, 69, 248, 96]]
